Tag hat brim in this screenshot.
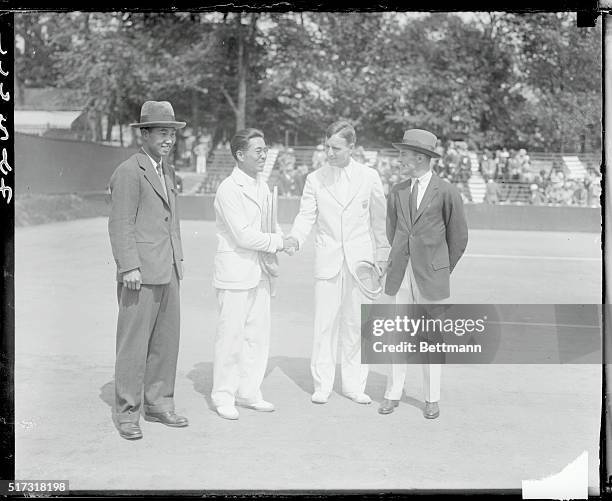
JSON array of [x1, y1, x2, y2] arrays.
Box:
[[392, 143, 441, 158], [129, 121, 186, 129]]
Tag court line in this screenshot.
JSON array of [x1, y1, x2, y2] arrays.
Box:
[[464, 253, 601, 262]]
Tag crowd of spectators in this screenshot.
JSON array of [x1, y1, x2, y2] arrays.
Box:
[[197, 140, 601, 208]]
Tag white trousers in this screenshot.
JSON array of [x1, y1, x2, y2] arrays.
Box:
[[211, 279, 270, 407], [311, 260, 370, 396], [384, 260, 442, 403]]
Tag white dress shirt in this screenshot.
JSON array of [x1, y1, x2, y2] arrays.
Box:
[[143, 149, 168, 199], [411, 169, 433, 210], [332, 161, 354, 204]]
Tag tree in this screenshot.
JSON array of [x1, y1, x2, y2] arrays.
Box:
[[513, 13, 602, 152]]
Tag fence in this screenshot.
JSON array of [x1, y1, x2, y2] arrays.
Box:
[[15, 132, 138, 195]]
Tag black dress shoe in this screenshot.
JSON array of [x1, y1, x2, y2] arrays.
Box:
[[423, 401, 440, 419], [378, 399, 399, 415], [117, 422, 143, 440], [144, 410, 189, 427]]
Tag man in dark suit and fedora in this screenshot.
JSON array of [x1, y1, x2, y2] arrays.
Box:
[[379, 129, 468, 419], [108, 100, 189, 439]]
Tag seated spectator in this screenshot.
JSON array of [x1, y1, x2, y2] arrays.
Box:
[[549, 161, 565, 188], [529, 184, 547, 205], [480, 149, 497, 180], [572, 179, 588, 206], [294, 164, 309, 196], [483, 177, 501, 204], [311, 144, 326, 171], [353, 145, 367, 164]]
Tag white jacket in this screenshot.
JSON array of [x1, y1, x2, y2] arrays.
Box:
[[213, 167, 283, 289], [290, 159, 390, 280]]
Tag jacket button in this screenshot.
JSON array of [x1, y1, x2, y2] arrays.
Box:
[[165, 216, 169, 222]]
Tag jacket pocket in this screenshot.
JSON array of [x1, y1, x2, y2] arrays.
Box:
[[431, 256, 450, 271]]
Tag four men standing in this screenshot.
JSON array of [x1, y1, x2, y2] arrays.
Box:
[[108, 102, 468, 437]]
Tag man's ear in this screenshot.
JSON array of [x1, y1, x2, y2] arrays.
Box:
[[236, 150, 245, 162]]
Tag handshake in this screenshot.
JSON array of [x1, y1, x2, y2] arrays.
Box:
[[281, 236, 299, 255]]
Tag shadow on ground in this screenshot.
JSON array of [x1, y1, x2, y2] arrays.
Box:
[[184, 356, 424, 412]]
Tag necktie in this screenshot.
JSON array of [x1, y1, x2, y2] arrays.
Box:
[[155, 161, 168, 199], [409, 178, 419, 224]]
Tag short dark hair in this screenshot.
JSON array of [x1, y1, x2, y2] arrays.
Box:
[[326, 120, 356, 145], [230, 128, 265, 160]]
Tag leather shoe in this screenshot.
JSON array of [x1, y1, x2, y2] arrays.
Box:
[[344, 392, 372, 405], [217, 405, 239, 420], [236, 400, 275, 412], [311, 391, 330, 404], [144, 410, 189, 427], [117, 422, 143, 440], [423, 401, 440, 419], [378, 399, 399, 415]]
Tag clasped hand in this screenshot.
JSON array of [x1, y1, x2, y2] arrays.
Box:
[[281, 236, 299, 255]]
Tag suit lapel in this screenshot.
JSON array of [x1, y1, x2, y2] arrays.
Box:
[[138, 153, 170, 208], [397, 180, 413, 228], [345, 162, 364, 208], [321, 165, 344, 207], [412, 174, 439, 226], [231, 169, 262, 212], [162, 159, 175, 214]]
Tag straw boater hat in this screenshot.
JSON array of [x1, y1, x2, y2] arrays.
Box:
[[392, 129, 441, 158], [129, 101, 186, 129]]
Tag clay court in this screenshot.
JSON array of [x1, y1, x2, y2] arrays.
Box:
[[14, 219, 602, 492]]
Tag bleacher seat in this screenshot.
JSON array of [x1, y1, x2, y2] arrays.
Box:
[[562, 156, 587, 179], [467, 151, 485, 203]]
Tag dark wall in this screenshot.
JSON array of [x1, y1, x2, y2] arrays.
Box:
[[178, 195, 601, 233], [15, 133, 138, 195]]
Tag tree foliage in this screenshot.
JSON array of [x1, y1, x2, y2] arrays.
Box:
[[14, 11, 602, 151]]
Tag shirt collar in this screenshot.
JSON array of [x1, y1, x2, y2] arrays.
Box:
[[332, 158, 354, 179], [142, 148, 161, 169], [413, 169, 432, 186], [232, 165, 258, 187]]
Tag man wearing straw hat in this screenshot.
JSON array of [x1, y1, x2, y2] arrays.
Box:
[[108, 101, 188, 440], [211, 128, 295, 420], [380, 129, 468, 419]]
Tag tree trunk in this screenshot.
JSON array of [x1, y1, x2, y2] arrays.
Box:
[[119, 123, 124, 147], [105, 113, 113, 142], [235, 13, 246, 130], [94, 110, 103, 142]]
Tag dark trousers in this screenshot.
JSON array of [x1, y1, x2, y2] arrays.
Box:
[[114, 265, 180, 424]]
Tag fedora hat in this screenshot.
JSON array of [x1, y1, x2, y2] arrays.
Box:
[[129, 101, 186, 129], [392, 129, 441, 158]]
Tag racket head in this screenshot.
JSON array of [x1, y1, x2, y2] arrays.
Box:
[[353, 260, 384, 300]]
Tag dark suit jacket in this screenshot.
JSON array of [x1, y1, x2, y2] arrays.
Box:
[[108, 151, 184, 285], [385, 173, 468, 300]]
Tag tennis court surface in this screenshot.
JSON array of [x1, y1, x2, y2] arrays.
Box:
[[15, 219, 602, 492]]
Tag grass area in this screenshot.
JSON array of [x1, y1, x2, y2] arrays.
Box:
[[15, 193, 111, 227]]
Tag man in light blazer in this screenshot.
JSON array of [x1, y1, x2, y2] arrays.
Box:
[[289, 120, 390, 405], [108, 101, 188, 440], [380, 129, 468, 419], [212, 128, 294, 420]]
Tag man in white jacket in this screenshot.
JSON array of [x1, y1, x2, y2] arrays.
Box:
[[289, 120, 390, 404], [212, 128, 293, 420]]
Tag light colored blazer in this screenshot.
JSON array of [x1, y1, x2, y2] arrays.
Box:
[[108, 152, 183, 285], [290, 159, 390, 280], [213, 167, 283, 290]]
